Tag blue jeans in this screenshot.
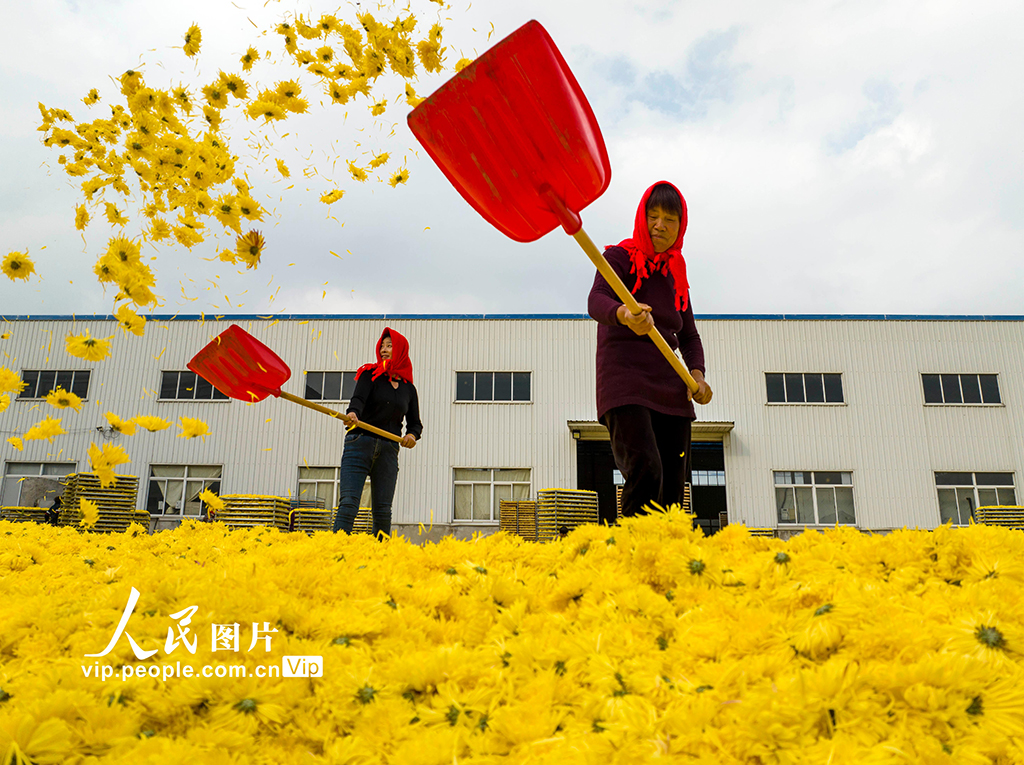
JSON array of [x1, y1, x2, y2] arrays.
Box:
[[333, 430, 400, 537]]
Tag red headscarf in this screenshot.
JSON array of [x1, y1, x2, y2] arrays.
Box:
[[355, 327, 414, 385], [613, 181, 690, 311]]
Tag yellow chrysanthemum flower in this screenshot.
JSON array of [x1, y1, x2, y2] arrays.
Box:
[[199, 489, 225, 512], [65, 330, 113, 362], [368, 152, 390, 169], [0, 368, 27, 394], [45, 387, 83, 412], [275, 159, 290, 178], [88, 441, 131, 487], [178, 416, 211, 440], [320, 189, 345, 205], [23, 416, 66, 442], [0, 393, 8, 413], [105, 411, 136, 435], [241, 46, 260, 72], [74, 204, 90, 230], [7, 436, 23, 451], [416, 38, 443, 73], [203, 104, 222, 131], [404, 83, 424, 107], [389, 167, 410, 187], [347, 161, 368, 182], [202, 82, 229, 109], [455, 57, 473, 72], [183, 24, 202, 57], [83, 88, 101, 106], [148, 218, 171, 241], [115, 305, 145, 337], [246, 100, 286, 121], [104, 202, 128, 226], [219, 72, 249, 100], [2, 251, 35, 281], [370, 99, 387, 116], [132, 414, 171, 432], [235, 230, 265, 269], [79, 497, 100, 529]]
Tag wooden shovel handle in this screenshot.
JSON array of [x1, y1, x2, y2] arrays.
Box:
[[278, 391, 404, 443], [572, 228, 699, 394]]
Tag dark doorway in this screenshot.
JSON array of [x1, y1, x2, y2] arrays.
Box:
[[691, 441, 727, 535], [576, 439, 618, 525]]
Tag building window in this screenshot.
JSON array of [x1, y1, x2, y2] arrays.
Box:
[[775, 471, 855, 525], [297, 467, 370, 510], [18, 370, 91, 400], [1, 462, 76, 507], [766, 373, 843, 404], [453, 468, 531, 522], [146, 465, 222, 516], [159, 371, 229, 401], [936, 472, 1017, 525], [922, 374, 1000, 405], [304, 372, 358, 402], [455, 372, 531, 402], [693, 470, 726, 486]]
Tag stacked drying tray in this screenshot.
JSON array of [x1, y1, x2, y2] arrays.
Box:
[[0, 506, 50, 524], [288, 498, 332, 534], [499, 500, 537, 542], [214, 495, 292, 531], [58, 473, 147, 532], [974, 505, 1024, 530], [536, 489, 599, 542]]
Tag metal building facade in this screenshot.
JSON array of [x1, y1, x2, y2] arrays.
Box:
[[1, 314, 1021, 535]]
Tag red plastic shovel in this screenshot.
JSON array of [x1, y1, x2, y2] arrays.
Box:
[[187, 325, 403, 443], [407, 20, 698, 393]]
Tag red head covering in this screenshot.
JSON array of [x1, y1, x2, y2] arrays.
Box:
[[355, 327, 414, 385], [613, 181, 690, 311]]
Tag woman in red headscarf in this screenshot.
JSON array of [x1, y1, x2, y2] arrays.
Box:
[[334, 327, 422, 537], [588, 181, 713, 521]]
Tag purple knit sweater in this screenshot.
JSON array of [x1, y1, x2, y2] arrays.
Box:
[[588, 246, 706, 420]]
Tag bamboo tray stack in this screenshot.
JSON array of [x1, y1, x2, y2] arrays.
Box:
[[614, 483, 692, 519], [536, 489, 599, 542], [351, 507, 374, 535], [288, 498, 331, 534], [0, 506, 50, 524], [58, 474, 147, 533], [215, 495, 291, 531], [499, 500, 538, 541], [974, 505, 1024, 530], [746, 528, 777, 538]]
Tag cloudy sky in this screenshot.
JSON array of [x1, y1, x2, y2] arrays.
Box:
[[2, 0, 1022, 318]]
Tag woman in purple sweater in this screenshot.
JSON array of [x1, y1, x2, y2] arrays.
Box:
[[588, 181, 713, 520]]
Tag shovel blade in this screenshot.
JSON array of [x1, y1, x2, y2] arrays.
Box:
[[187, 324, 290, 403], [408, 20, 610, 243]]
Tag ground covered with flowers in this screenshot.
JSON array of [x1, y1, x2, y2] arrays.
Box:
[[3, 507, 1024, 763]]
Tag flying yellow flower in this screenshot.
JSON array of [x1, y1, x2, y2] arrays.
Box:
[[105, 411, 136, 435], [74, 204, 90, 230], [115, 305, 145, 337], [235, 230, 265, 269], [106, 235, 141, 266], [184, 24, 202, 57], [275, 159, 290, 178], [0, 393, 8, 413], [455, 57, 473, 72], [218, 72, 249, 100], [320, 189, 345, 205], [104, 202, 128, 226], [347, 161, 368, 182], [368, 152, 390, 169], [88, 441, 131, 487], [132, 415, 171, 432], [149, 218, 171, 241], [23, 416, 66, 442], [83, 88, 101, 106], [370, 99, 387, 116], [79, 497, 100, 529], [7, 436, 23, 451], [404, 83, 424, 107], [2, 251, 35, 281], [0, 368, 27, 394], [416, 38, 443, 73], [45, 387, 83, 412], [246, 100, 286, 121], [389, 167, 410, 187], [241, 47, 260, 72], [202, 82, 229, 109], [203, 105, 222, 131], [65, 331, 113, 362], [316, 46, 335, 63], [199, 489, 225, 513], [178, 416, 210, 440]]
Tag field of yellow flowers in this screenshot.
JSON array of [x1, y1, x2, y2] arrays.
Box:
[[3, 506, 1024, 764]]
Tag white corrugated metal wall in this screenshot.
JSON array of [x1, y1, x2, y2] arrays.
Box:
[[1, 315, 1021, 532]]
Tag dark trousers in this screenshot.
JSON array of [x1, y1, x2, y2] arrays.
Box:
[[601, 404, 692, 518], [333, 430, 400, 537]]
